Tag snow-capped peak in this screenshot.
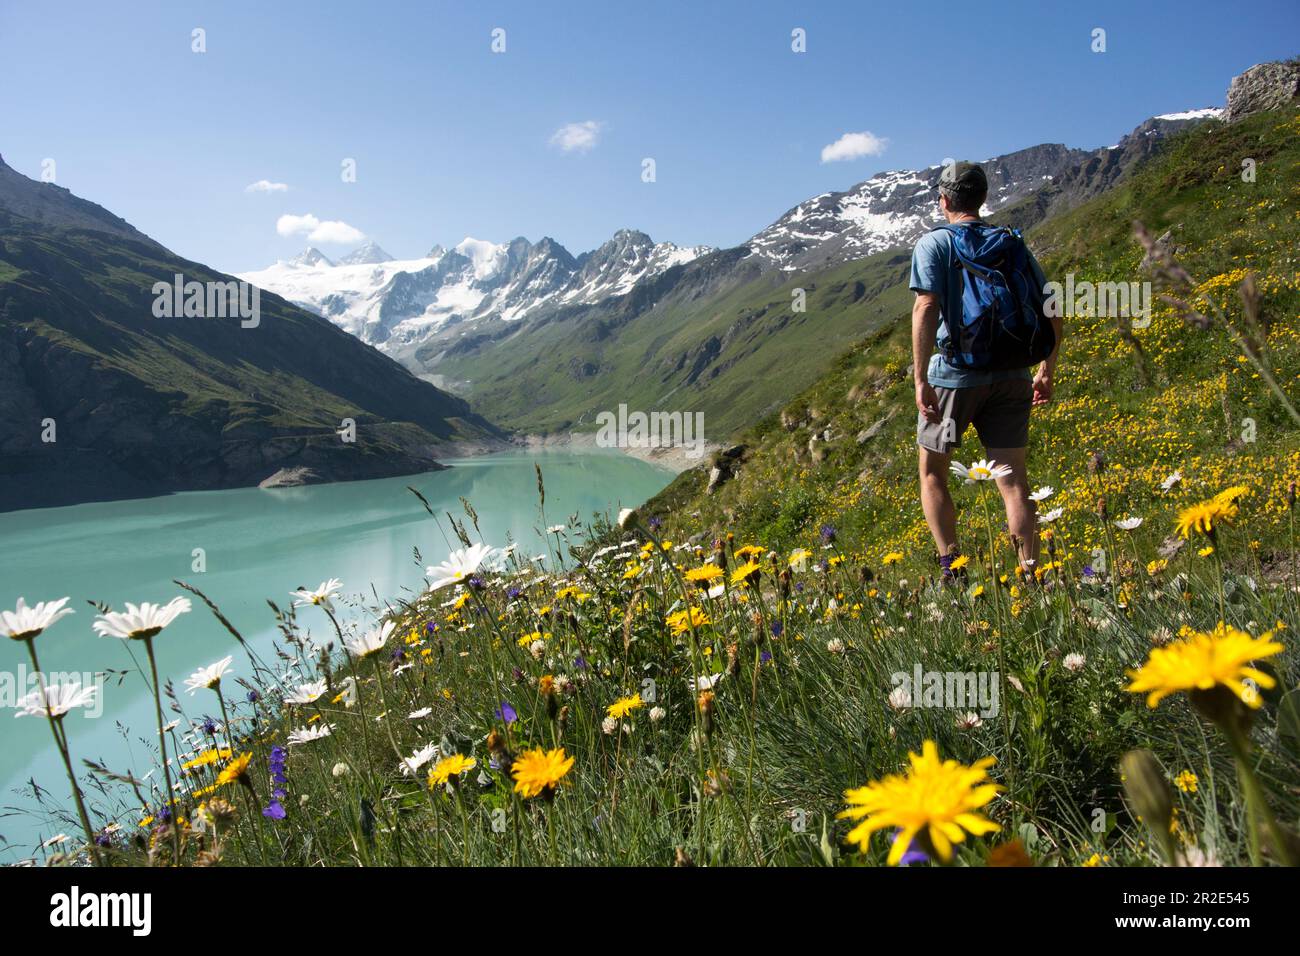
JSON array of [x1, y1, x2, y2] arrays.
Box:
[[453, 237, 508, 279], [1153, 107, 1224, 122], [239, 229, 711, 361], [336, 240, 394, 266], [290, 247, 334, 268]]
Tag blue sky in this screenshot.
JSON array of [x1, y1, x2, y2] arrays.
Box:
[[2, 0, 1296, 273]]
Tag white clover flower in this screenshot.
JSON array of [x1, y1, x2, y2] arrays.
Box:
[[2, 597, 74, 642], [649, 706, 666, 722], [1063, 652, 1087, 673], [332, 762, 351, 778], [93, 597, 191, 640], [826, 638, 845, 654], [888, 686, 911, 711], [956, 712, 983, 729], [601, 716, 619, 735]]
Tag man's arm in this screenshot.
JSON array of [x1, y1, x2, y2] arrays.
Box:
[[1029, 250, 1061, 406], [912, 291, 942, 423]]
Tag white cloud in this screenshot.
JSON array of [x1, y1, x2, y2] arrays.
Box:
[[275, 213, 365, 245], [245, 179, 289, 193], [549, 120, 603, 153], [820, 131, 890, 163]]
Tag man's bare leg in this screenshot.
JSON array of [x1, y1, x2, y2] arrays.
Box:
[[918, 445, 958, 556], [986, 446, 1037, 568]]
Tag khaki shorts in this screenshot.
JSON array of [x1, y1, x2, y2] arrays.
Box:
[[917, 378, 1033, 453]]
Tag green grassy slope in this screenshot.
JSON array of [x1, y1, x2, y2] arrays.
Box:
[[432, 246, 915, 439], [0, 199, 501, 509], [648, 108, 1300, 564]]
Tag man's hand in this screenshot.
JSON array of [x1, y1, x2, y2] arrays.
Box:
[[1032, 368, 1053, 407], [916, 379, 941, 423]]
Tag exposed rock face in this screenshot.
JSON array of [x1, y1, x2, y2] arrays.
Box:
[[1225, 60, 1300, 122], [705, 444, 748, 494]]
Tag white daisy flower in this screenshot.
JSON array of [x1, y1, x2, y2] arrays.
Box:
[[1038, 508, 1064, 524], [1160, 471, 1183, 492], [2, 597, 74, 642], [950, 459, 1012, 483], [287, 724, 333, 745], [346, 621, 396, 660], [1028, 486, 1054, 502], [1114, 517, 1143, 531], [292, 579, 343, 610], [409, 707, 432, 720], [426, 543, 498, 591], [398, 743, 439, 776], [184, 655, 234, 695], [92, 598, 191, 640], [688, 672, 725, 691], [15, 681, 98, 719], [546, 524, 567, 534], [284, 679, 328, 706]]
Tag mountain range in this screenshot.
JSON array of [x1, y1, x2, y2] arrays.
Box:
[[0, 156, 500, 511], [237, 107, 1222, 438], [240, 230, 712, 371], [4, 56, 1290, 512]]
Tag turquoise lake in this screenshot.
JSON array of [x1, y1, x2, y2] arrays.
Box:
[[0, 449, 672, 857]]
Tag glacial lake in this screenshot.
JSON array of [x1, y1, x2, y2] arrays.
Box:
[[0, 449, 673, 857]]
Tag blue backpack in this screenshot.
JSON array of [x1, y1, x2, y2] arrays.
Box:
[[933, 222, 1055, 371]]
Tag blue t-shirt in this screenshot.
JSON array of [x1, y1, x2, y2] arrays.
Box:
[[909, 222, 1045, 388]]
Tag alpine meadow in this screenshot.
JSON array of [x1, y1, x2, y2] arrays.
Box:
[[2, 2, 1300, 922]]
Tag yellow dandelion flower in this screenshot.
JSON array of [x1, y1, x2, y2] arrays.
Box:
[[510, 747, 575, 799], [1174, 498, 1236, 538], [427, 754, 477, 788], [882, 552, 904, 566], [731, 559, 762, 586], [684, 564, 723, 585], [215, 752, 253, 787], [1126, 622, 1282, 710], [607, 693, 644, 719], [666, 606, 710, 635], [182, 747, 232, 771], [838, 741, 1001, 865]]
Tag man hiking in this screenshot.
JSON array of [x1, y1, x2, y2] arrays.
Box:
[[910, 160, 1062, 580]]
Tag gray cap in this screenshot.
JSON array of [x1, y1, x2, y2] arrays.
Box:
[[936, 160, 988, 195]]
